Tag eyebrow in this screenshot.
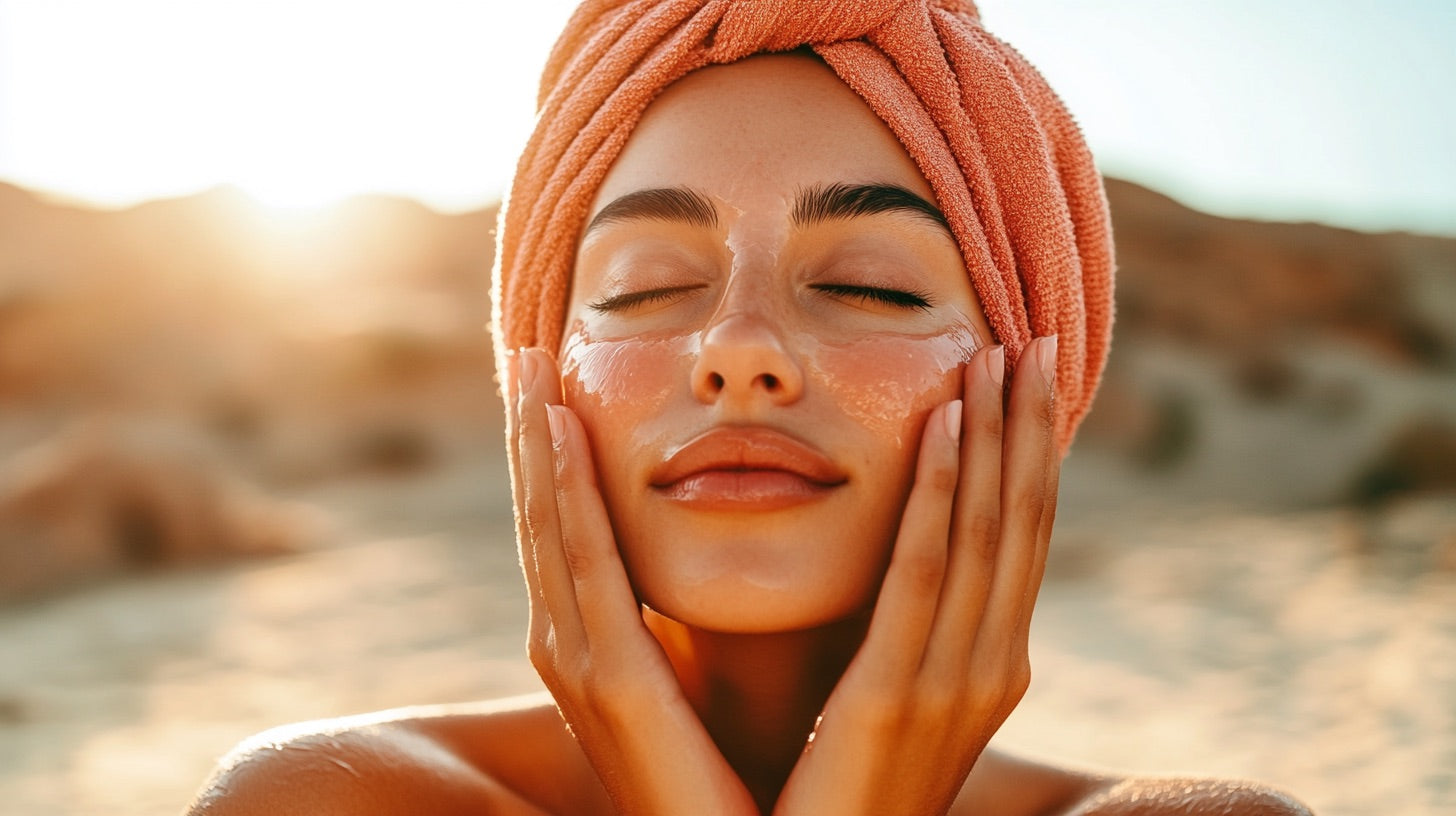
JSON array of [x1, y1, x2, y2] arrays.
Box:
[[583, 187, 719, 236], [791, 182, 950, 232], [581, 181, 950, 238]]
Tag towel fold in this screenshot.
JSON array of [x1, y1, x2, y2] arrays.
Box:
[[493, 0, 1114, 452]]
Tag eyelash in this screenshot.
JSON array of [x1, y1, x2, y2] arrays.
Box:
[[588, 285, 704, 313], [811, 283, 934, 311], [588, 283, 933, 313]]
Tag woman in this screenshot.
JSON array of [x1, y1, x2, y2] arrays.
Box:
[[190, 2, 1310, 813]]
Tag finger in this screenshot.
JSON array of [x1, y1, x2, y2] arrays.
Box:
[[508, 349, 557, 658], [854, 399, 962, 684], [504, 348, 526, 540], [1015, 439, 1061, 643], [517, 347, 586, 650], [548, 404, 651, 650], [976, 335, 1058, 651], [924, 344, 1004, 671], [504, 349, 525, 542], [503, 350, 549, 619]]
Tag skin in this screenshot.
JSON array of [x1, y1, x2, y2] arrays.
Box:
[[187, 55, 1312, 816], [560, 50, 988, 634]]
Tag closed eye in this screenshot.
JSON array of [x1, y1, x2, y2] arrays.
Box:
[[810, 283, 934, 311], [588, 285, 705, 313]]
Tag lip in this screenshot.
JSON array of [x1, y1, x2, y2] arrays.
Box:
[[650, 427, 848, 511]]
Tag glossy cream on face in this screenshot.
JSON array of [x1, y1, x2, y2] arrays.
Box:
[[560, 322, 692, 404], [720, 194, 784, 275], [801, 322, 980, 448], [560, 320, 698, 450], [564, 195, 981, 455], [562, 315, 979, 451], [555, 55, 995, 631]]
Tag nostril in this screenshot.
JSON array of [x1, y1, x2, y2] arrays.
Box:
[[709, 372, 725, 391], [761, 373, 779, 390]]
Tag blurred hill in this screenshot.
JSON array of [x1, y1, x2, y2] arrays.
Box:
[[0, 182, 497, 428], [0, 182, 500, 596], [1, 177, 1453, 597], [1085, 178, 1456, 508]]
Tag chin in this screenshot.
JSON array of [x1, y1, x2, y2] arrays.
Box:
[[625, 537, 886, 634]]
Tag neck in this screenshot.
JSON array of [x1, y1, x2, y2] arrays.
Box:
[[644, 608, 868, 812]]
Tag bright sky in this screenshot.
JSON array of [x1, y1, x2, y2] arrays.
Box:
[[0, 1, 1452, 235]]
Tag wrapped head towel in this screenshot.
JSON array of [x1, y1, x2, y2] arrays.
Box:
[[493, 0, 1115, 452]]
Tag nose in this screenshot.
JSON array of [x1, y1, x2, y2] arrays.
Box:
[[691, 312, 805, 407]]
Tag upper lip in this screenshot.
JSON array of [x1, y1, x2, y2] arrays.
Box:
[[650, 427, 848, 488]]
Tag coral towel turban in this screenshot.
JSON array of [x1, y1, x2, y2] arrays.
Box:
[[492, 0, 1115, 452]]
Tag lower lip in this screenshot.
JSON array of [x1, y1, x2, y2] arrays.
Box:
[[656, 470, 839, 511]]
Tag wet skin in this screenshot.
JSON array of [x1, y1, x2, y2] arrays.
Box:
[[561, 51, 992, 634]]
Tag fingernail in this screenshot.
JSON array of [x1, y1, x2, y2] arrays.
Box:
[[1037, 335, 1058, 390], [986, 345, 1005, 387], [943, 399, 963, 443], [546, 404, 565, 447], [518, 348, 538, 393]]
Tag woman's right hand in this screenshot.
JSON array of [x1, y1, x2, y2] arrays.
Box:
[[507, 347, 760, 816]]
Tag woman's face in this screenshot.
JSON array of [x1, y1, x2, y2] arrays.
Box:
[[561, 54, 990, 633]]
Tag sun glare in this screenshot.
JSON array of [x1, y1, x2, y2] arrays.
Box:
[[236, 178, 351, 214], [0, 1, 577, 212]]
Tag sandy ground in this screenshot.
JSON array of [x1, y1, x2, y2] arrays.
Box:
[[1, 451, 1453, 816]]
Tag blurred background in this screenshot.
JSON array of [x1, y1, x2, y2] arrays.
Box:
[[0, 1, 1452, 814]]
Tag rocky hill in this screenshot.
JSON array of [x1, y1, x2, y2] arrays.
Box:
[[1085, 178, 1456, 507]]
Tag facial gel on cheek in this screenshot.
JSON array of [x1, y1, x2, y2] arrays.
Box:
[[803, 324, 980, 448], [560, 321, 698, 440]]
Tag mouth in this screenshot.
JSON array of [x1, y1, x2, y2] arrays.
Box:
[[650, 427, 848, 511]]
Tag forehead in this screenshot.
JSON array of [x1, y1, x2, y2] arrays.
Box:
[[588, 54, 935, 219]]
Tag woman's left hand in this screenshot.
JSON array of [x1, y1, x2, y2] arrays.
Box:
[[772, 336, 1061, 816]]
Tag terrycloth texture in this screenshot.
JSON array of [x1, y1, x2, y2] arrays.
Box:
[[492, 0, 1115, 452]]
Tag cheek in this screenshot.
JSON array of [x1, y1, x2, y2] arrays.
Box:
[[559, 326, 695, 450], [804, 325, 978, 448]]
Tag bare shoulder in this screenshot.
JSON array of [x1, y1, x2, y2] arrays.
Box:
[[186, 691, 608, 816], [958, 747, 1313, 816], [1056, 776, 1313, 816]]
